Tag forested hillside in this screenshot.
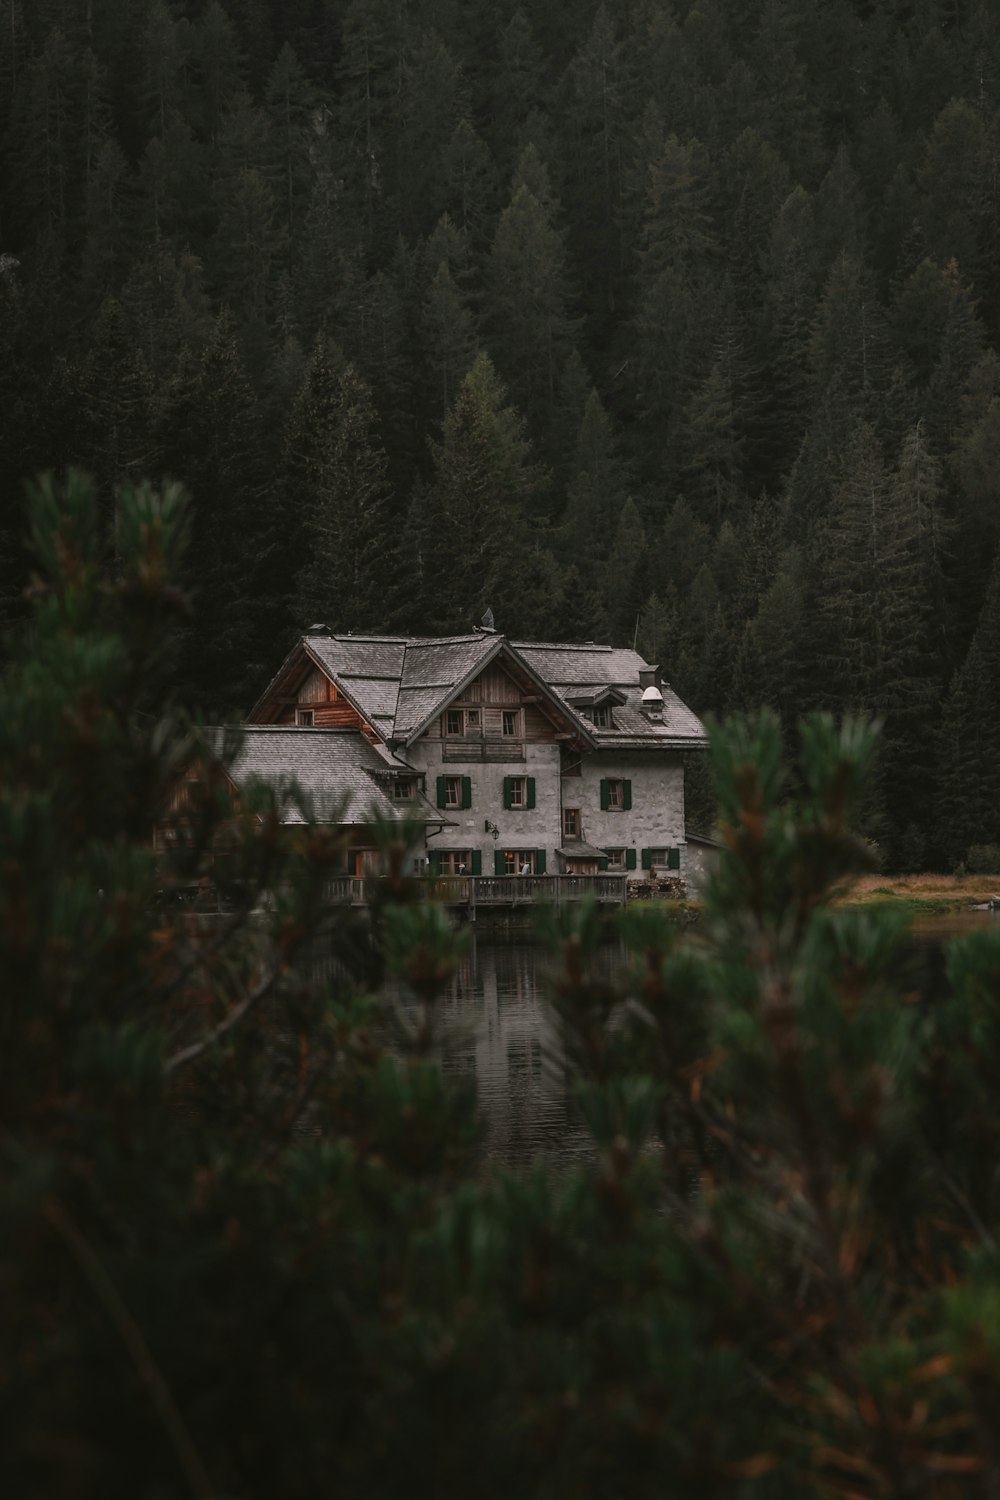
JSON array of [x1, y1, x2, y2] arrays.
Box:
[[2, 0, 1000, 865]]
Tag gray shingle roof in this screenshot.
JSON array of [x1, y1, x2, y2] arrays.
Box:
[[252, 632, 705, 750], [221, 727, 446, 826], [513, 642, 706, 747], [559, 841, 609, 859]]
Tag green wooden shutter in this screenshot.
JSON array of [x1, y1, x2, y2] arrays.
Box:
[[461, 775, 472, 809], [495, 850, 506, 875], [503, 776, 513, 810], [668, 847, 680, 869], [535, 849, 546, 874], [600, 778, 609, 810], [641, 848, 652, 869], [526, 777, 536, 809], [626, 848, 637, 871], [436, 775, 447, 808], [428, 850, 440, 875], [597, 856, 609, 871], [471, 849, 482, 876], [623, 779, 632, 810]]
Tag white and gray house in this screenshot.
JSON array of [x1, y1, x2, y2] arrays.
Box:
[[242, 628, 707, 883]]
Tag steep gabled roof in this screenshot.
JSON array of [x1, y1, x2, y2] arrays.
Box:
[[303, 635, 406, 732], [394, 635, 593, 747], [248, 631, 704, 751], [393, 634, 503, 740]]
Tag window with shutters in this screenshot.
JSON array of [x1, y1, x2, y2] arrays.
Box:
[[435, 849, 475, 875], [606, 778, 625, 810], [509, 776, 526, 808], [604, 847, 626, 869], [641, 848, 681, 870], [499, 849, 536, 874], [444, 775, 462, 808]]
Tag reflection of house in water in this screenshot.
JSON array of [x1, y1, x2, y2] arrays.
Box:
[[313, 935, 624, 1167], [437, 939, 624, 1166]]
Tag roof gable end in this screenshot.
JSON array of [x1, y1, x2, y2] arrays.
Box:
[[400, 637, 596, 748]]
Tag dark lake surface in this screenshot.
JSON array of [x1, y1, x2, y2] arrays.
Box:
[[379, 911, 1000, 1169], [403, 934, 626, 1170]]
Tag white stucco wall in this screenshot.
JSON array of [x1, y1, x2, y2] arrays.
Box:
[[408, 740, 563, 867], [407, 740, 688, 871], [567, 750, 687, 869]]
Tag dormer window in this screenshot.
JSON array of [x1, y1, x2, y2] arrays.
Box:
[[592, 705, 612, 729], [392, 778, 415, 800]]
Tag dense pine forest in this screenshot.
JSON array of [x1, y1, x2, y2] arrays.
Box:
[[2, 0, 1000, 866]]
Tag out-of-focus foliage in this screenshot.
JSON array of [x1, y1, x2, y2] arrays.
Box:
[[7, 471, 1000, 1498]]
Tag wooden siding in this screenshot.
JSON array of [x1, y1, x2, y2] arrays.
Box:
[[438, 663, 560, 742], [474, 662, 521, 704], [298, 666, 329, 702], [313, 702, 367, 729]]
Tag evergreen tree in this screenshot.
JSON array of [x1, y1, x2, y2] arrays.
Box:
[[190, 0, 244, 144], [209, 131, 285, 331], [264, 42, 317, 237], [562, 388, 629, 576], [736, 542, 807, 726], [937, 544, 1000, 863], [154, 313, 278, 710], [421, 256, 476, 420], [421, 352, 544, 632], [436, 117, 499, 255], [395, 32, 466, 240], [488, 7, 547, 177], [919, 98, 992, 302], [286, 336, 397, 634], [559, 5, 627, 330], [485, 145, 576, 438], [633, 132, 717, 478], [606, 495, 647, 642]]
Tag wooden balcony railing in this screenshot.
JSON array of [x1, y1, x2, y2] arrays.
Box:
[[441, 738, 526, 762]]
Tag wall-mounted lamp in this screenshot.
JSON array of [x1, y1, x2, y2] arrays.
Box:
[[484, 819, 500, 840]]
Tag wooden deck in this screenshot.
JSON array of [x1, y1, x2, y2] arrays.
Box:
[[323, 873, 628, 912]]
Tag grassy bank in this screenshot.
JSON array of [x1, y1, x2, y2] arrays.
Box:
[[838, 873, 1000, 915]]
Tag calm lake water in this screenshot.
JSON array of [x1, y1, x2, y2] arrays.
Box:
[[370, 910, 1000, 1169], [401, 934, 626, 1169]]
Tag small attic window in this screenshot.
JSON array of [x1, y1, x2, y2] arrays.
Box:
[[296, 709, 314, 726], [592, 705, 612, 729], [392, 778, 416, 800]]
